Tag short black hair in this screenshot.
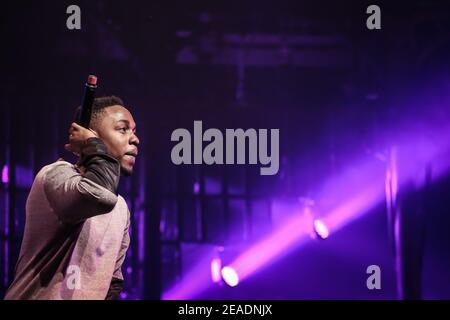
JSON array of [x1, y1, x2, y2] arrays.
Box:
[[74, 95, 125, 129]]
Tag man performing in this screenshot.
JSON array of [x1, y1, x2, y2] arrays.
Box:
[[4, 96, 140, 300]]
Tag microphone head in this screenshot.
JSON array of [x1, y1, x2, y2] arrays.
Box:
[[87, 75, 97, 85]]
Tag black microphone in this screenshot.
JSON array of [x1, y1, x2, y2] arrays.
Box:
[[78, 75, 98, 128]]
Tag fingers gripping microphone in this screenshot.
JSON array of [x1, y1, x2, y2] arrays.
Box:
[[78, 75, 98, 128]]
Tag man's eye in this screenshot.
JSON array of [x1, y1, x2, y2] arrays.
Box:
[[118, 127, 127, 133]]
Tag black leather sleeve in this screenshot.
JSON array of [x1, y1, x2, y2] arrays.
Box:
[[78, 137, 120, 195], [105, 277, 125, 300]]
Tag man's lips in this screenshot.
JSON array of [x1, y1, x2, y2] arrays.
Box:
[[125, 150, 138, 157], [124, 150, 138, 165]]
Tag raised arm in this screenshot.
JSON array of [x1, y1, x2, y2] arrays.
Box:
[[44, 133, 121, 224]]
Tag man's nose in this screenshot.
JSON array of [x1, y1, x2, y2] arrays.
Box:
[[130, 133, 140, 146]]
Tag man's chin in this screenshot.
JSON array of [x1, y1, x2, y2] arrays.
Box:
[[120, 165, 134, 177]]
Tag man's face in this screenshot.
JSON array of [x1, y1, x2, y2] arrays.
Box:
[[95, 105, 140, 176]]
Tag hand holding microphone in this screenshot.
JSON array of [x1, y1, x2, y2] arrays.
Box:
[[64, 122, 98, 156], [65, 75, 99, 157]]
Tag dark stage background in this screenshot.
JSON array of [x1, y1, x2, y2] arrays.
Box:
[[1, 0, 450, 299]]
